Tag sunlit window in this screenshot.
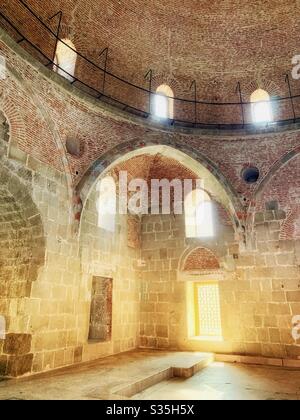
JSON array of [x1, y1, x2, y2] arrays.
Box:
[[251, 89, 273, 123], [194, 282, 222, 338], [153, 84, 174, 119], [96, 176, 116, 233], [53, 39, 77, 82], [184, 189, 214, 238]]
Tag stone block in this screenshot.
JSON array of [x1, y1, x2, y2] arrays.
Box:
[[3, 333, 32, 356], [286, 291, 300, 302], [6, 354, 34, 377], [155, 325, 168, 338]]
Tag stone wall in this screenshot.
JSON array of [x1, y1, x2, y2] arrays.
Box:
[[79, 184, 140, 360], [0, 26, 299, 378], [0, 119, 140, 376], [139, 205, 237, 352], [139, 206, 300, 359]]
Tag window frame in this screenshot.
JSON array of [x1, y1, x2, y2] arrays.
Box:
[[184, 189, 214, 239], [53, 39, 77, 82], [193, 281, 222, 339], [153, 84, 174, 119], [250, 89, 273, 124]]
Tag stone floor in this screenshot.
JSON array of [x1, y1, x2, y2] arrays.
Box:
[[0, 350, 299, 400], [0, 350, 212, 400], [134, 362, 300, 401]]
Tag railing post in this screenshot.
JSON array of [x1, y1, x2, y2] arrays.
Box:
[[285, 73, 296, 123], [99, 47, 109, 95], [144, 69, 153, 116], [190, 80, 197, 124], [236, 82, 245, 127], [49, 11, 63, 65]]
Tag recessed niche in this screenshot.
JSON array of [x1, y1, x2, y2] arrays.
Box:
[[66, 137, 84, 157], [88, 277, 113, 342], [242, 166, 260, 184]]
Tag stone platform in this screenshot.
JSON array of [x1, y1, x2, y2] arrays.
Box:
[[0, 350, 213, 400]]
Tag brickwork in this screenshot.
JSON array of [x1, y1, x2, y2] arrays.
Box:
[[0, 28, 299, 198], [1, 0, 300, 124], [183, 248, 220, 271], [0, 25, 299, 377]]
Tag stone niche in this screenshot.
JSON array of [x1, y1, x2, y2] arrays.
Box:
[[88, 277, 113, 342]]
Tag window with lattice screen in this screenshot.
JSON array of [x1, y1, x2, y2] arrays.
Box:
[[194, 282, 222, 338]]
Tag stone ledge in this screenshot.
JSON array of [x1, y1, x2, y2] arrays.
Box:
[[216, 354, 300, 368]]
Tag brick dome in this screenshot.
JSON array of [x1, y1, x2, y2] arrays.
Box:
[[2, 0, 299, 106]]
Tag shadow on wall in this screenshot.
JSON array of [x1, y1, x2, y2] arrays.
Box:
[[0, 164, 46, 377]]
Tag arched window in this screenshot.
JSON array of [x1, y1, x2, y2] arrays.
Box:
[[96, 176, 116, 233], [250, 89, 273, 123], [53, 39, 77, 82], [184, 189, 214, 238], [153, 84, 174, 119]]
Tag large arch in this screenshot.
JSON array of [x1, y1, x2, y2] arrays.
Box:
[[77, 141, 243, 232], [77, 143, 241, 359]]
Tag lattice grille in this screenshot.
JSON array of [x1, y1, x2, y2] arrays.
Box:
[[196, 283, 222, 337]]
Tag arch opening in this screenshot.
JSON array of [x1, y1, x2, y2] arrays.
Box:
[[153, 85, 174, 119], [78, 144, 237, 353], [184, 189, 214, 238], [53, 39, 77, 82], [250, 89, 273, 124]]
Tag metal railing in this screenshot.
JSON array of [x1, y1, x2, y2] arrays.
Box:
[[1, 0, 300, 129]]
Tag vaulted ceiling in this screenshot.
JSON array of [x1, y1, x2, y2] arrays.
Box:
[[2, 0, 300, 101]]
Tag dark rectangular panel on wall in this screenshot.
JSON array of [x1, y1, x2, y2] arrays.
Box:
[[88, 277, 113, 342]]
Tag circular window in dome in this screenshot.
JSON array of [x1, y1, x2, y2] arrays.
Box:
[[242, 166, 260, 184]]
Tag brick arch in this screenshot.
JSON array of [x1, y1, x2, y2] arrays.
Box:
[[2, 60, 73, 197], [241, 78, 282, 102], [151, 73, 182, 96], [183, 247, 220, 271], [254, 146, 300, 198], [76, 140, 243, 219], [0, 93, 26, 148], [279, 206, 300, 240], [247, 146, 300, 232]]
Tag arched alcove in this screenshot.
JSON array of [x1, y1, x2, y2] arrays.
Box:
[[183, 247, 220, 271], [78, 143, 238, 354]]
